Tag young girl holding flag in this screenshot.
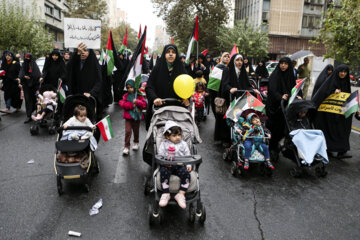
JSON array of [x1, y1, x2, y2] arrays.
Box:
[[119, 79, 147, 155]]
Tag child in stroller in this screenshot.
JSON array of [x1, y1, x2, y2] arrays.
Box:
[[158, 120, 192, 209], [31, 86, 57, 121], [235, 112, 274, 170]]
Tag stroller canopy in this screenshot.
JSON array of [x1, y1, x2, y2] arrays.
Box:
[[286, 99, 316, 122], [62, 95, 97, 122]]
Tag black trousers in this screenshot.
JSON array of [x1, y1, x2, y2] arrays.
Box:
[[23, 84, 36, 117]]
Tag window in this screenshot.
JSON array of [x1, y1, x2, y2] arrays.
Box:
[[45, 5, 53, 15], [54, 8, 61, 19]]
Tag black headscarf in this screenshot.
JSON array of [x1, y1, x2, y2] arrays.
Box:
[[311, 64, 334, 98], [145, 44, 186, 104], [243, 57, 254, 76], [222, 54, 252, 101], [19, 53, 41, 87], [67, 49, 102, 103], [43, 49, 66, 88], [266, 57, 296, 113], [312, 64, 351, 107], [255, 60, 269, 79]]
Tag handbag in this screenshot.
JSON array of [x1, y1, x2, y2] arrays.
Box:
[[214, 97, 227, 115]]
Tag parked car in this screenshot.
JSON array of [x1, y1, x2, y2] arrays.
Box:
[[266, 61, 278, 75]]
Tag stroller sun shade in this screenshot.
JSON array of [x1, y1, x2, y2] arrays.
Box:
[[62, 95, 97, 122]]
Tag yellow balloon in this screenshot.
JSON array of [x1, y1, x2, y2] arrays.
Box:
[[173, 74, 195, 99]]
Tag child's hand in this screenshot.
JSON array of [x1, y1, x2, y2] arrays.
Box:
[[63, 125, 68, 129], [335, 89, 341, 94], [133, 99, 137, 103], [187, 166, 192, 172], [236, 129, 242, 134]]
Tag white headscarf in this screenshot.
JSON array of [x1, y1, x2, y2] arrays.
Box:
[[234, 54, 243, 78]]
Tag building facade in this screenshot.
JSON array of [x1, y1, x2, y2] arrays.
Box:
[[234, 0, 336, 59], [105, 0, 127, 28], [153, 25, 170, 53]]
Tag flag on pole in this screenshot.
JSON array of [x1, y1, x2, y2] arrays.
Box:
[[138, 24, 142, 39], [0, 70, 5, 77], [225, 91, 265, 121], [288, 78, 306, 106], [96, 115, 114, 142], [185, 15, 199, 64], [57, 79, 66, 103], [124, 26, 147, 93], [208, 66, 223, 92], [119, 27, 128, 54], [342, 90, 360, 118], [105, 31, 116, 76], [230, 44, 238, 58], [171, 36, 174, 44], [201, 49, 208, 56]]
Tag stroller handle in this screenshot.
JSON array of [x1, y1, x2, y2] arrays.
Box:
[[152, 98, 182, 112], [57, 126, 93, 133], [154, 155, 202, 166], [280, 99, 292, 131]]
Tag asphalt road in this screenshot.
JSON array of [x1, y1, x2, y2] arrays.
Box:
[[0, 98, 360, 240]]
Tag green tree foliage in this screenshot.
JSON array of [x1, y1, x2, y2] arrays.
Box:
[[101, 22, 139, 52], [312, 0, 360, 65], [152, 0, 230, 55], [216, 20, 269, 59], [65, 0, 108, 20], [0, 0, 53, 57]]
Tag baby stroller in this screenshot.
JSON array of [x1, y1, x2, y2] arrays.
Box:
[[54, 95, 100, 195], [30, 84, 59, 135], [223, 90, 272, 177], [280, 99, 328, 178], [143, 99, 205, 225]]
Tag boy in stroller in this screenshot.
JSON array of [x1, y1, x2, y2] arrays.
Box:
[[158, 120, 191, 209], [234, 112, 274, 170]]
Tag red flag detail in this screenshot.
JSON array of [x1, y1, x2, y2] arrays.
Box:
[[171, 37, 174, 44], [194, 15, 199, 41], [201, 49, 208, 56], [138, 24, 142, 39], [106, 30, 113, 50], [123, 28, 128, 46], [139, 26, 147, 65], [230, 44, 237, 58]]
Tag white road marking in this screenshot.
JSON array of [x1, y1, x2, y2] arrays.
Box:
[[351, 130, 360, 135], [113, 153, 128, 184]]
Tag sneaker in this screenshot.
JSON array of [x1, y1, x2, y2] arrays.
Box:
[[132, 143, 139, 151], [244, 160, 249, 170], [266, 160, 275, 169], [122, 148, 129, 155], [159, 193, 170, 207], [174, 193, 186, 209]]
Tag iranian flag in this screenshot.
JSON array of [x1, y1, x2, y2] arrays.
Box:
[[288, 78, 306, 106], [0, 70, 5, 77], [57, 79, 66, 103], [208, 66, 223, 92], [225, 91, 265, 122], [125, 26, 147, 93], [342, 90, 359, 118], [96, 115, 114, 142], [119, 27, 128, 54], [105, 31, 116, 76], [185, 15, 199, 64]]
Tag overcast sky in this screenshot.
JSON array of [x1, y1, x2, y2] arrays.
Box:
[[117, 0, 165, 49]]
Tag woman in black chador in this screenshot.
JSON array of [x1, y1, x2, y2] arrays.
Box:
[[0, 51, 22, 112], [67, 43, 103, 117], [265, 57, 298, 154], [255, 60, 269, 80], [41, 49, 66, 89], [312, 64, 352, 159], [145, 44, 187, 130], [311, 64, 334, 98], [18, 53, 41, 123]]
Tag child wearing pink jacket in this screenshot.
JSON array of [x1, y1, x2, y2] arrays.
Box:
[[119, 79, 147, 155]]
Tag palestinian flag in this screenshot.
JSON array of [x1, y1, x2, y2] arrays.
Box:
[[288, 78, 306, 106], [138, 24, 142, 39], [57, 79, 66, 103], [96, 115, 114, 142], [230, 44, 239, 58], [99, 49, 106, 65], [208, 66, 223, 92], [185, 15, 199, 64], [225, 91, 265, 122], [119, 27, 128, 54], [342, 90, 359, 118], [105, 31, 116, 76], [124, 26, 147, 94]]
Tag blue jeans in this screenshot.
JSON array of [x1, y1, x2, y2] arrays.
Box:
[[244, 139, 270, 159], [5, 98, 11, 109]]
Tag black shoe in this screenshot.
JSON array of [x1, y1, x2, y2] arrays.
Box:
[[24, 117, 32, 124], [337, 152, 352, 159]]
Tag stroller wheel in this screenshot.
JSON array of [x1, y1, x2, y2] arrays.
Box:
[[289, 167, 302, 178], [148, 204, 163, 226], [57, 176, 63, 196], [222, 149, 229, 161], [197, 203, 206, 224], [92, 154, 100, 174], [188, 204, 196, 223], [30, 125, 39, 135], [48, 126, 56, 135], [230, 161, 239, 177], [144, 178, 152, 196]]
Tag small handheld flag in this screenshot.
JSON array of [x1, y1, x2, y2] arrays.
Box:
[[96, 115, 114, 141]]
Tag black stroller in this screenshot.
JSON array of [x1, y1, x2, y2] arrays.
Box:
[[143, 99, 206, 225], [54, 95, 100, 195], [280, 99, 328, 178], [30, 84, 59, 135]]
